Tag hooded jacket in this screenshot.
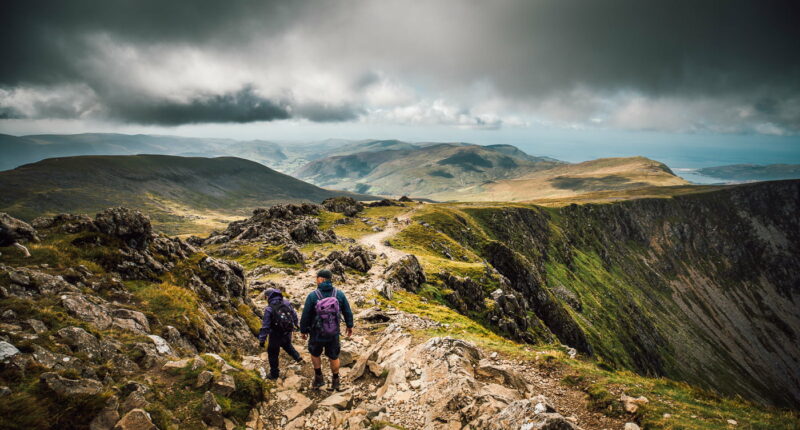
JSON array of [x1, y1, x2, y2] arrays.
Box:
[[258, 289, 299, 342], [299, 280, 354, 338]]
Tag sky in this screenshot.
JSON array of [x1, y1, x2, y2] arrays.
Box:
[[1, 0, 799, 165]]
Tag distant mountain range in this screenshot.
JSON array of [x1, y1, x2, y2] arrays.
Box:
[[0, 154, 368, 235], [295, 142, 565, 196]]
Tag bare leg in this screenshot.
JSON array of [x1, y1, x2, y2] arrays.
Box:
[[13, 242, 30, 257], [329, 358, 340, 374], [311, 355, 322, 370]]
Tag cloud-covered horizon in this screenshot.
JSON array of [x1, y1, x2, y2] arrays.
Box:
[[1, 0, 799, 134]]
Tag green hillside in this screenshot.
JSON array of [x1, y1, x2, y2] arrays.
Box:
[[0, 154, 367, 234], [385, 180, 800, 408]]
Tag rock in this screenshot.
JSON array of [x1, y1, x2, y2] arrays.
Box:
[[620, 394, 649, 413], [377, 281, 393, 300], [196, 370, 214, 388], [23, 318, 48, 334], [40, 372, 103, 397], [280, 246, 305, 265], [326, 245, 375, 273], [162, 357, 204, 371], [56, 326, 114, 362], [32, 213, 95, 233], [113, 409, 157, 430], [358, 308, 392, 323], [111, 309, 151, 333], [398, 196, 413, 202], [147, 335, 172, 355], [727, 419, 738, 426], [284, 392, 314, 421], [319, 388, 354, 410], [383, 255, 426, 292], [338, 350, 355, 367], [201, 391, 226, 428], [0, 212, 39, 248], [476, 359, 528, 392], [91, 397, 121, 430], [199, 256, 247, 300], [212, 373, 236, 396], [61, 294, 113, 330], [491, 401, 577, 430], [0, 386, 11, 397], [368, 361, 384, 377], [322, 197, 364, 217], [624, 423, 641, 430], [94, 207, 153, 249], [531, 394, 556, 414], [0, 341, 19, 360], [120, 383, 150, 414]]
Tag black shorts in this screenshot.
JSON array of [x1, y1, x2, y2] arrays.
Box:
[[308, 336, 340, 359]]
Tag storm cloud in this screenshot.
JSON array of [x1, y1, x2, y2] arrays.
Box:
[[1, 0, 798, 133]]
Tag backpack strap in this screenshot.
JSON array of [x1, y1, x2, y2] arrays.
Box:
[[314, 289, 323, 300]]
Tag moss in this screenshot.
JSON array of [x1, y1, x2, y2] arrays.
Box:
[[237, 304, 262, 336], [126, 280, 205, 335]]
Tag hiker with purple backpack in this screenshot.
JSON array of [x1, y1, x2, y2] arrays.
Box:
[[258, 288, 303, 380], [299, 269, 354, 391]]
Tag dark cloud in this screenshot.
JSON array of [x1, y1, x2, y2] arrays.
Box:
[[1, 0, 799, 131], [106, 86, 291, 125]]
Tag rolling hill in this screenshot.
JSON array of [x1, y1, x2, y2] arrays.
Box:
[[432, 156, 690, 202], [0, 154, 368, 234], [0, 133, 292, 172], [295, 142, 564, 196]]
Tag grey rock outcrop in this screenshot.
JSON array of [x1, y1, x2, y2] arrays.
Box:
[[384, 255, 426, 292]]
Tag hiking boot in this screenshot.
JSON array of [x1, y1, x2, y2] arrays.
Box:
[[267, 374, 279, 381], [313, 373, 325, 389], [331, 374, 341, 392]]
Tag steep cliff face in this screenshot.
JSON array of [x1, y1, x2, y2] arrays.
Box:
[[415, 180, 800, 408]]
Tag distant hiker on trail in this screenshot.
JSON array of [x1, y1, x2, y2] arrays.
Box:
[[300, 269, 354, 391], [258, 288, 303, 380], [0, 213, 39, 258]]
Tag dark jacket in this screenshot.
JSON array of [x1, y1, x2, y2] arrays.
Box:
[[299, 281, 354, 336], [258, 289, 299, 342]]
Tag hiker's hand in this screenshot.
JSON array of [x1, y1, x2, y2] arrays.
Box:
[[301, 333, 308, 340], [346, 327, 353, 338], [258, 340, 265, 348]]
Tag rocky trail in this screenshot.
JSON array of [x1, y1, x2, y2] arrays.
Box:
[[239, 205, 630, 430]]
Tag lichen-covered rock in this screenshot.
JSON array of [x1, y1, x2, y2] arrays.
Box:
[[40, 372, 103, 397], [201, 390, 226, 428], [0, 212, 38, 247], [323, 196, 364, 217], [280, 246, 305, 265], [384, 255, 426, 292], [199, 256, 247, 301], [61, 294, 113, 330], [94, 207, 153, 249], [325, 245, 376, 273], [113, 408, 157, 430], [32, 213, 95, 233]]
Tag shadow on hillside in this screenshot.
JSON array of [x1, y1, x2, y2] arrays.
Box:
[[550, 175, 649, 191]]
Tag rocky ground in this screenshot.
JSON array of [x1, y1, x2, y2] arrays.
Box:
[[1, 198, 791, 429]]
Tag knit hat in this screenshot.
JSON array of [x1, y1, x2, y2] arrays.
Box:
[[317, 269, 333, 279]]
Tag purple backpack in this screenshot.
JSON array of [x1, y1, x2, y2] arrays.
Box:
[[314, 288, 341, 337]]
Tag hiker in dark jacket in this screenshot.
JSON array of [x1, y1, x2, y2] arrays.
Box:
[[259, 288, 302, 379], [300, 269, 354, 391]]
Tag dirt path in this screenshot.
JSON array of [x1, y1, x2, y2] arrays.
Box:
[[358, 204, 418, 265]]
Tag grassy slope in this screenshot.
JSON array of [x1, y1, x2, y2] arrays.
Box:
[[0, 154, 369, 235], [376, 184, 799, 426], [433, 156, 690, 202]]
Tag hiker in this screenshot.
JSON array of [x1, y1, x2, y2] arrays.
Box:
[[258, 288, 303, 380], [300, 269, 354, 391], [0, 213, 38, 258]]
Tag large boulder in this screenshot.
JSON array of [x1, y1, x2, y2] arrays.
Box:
[[323, 197, 364, 217], [32, 213, 95, 234], [384, 255, 426, 292], [199, 257, 247, 300], [279, 246, 305, 265], [94, 207, 153, 249], [201, 390, 226, 428], [0, 212, 38, 246], [325, 245, 376, 273]]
